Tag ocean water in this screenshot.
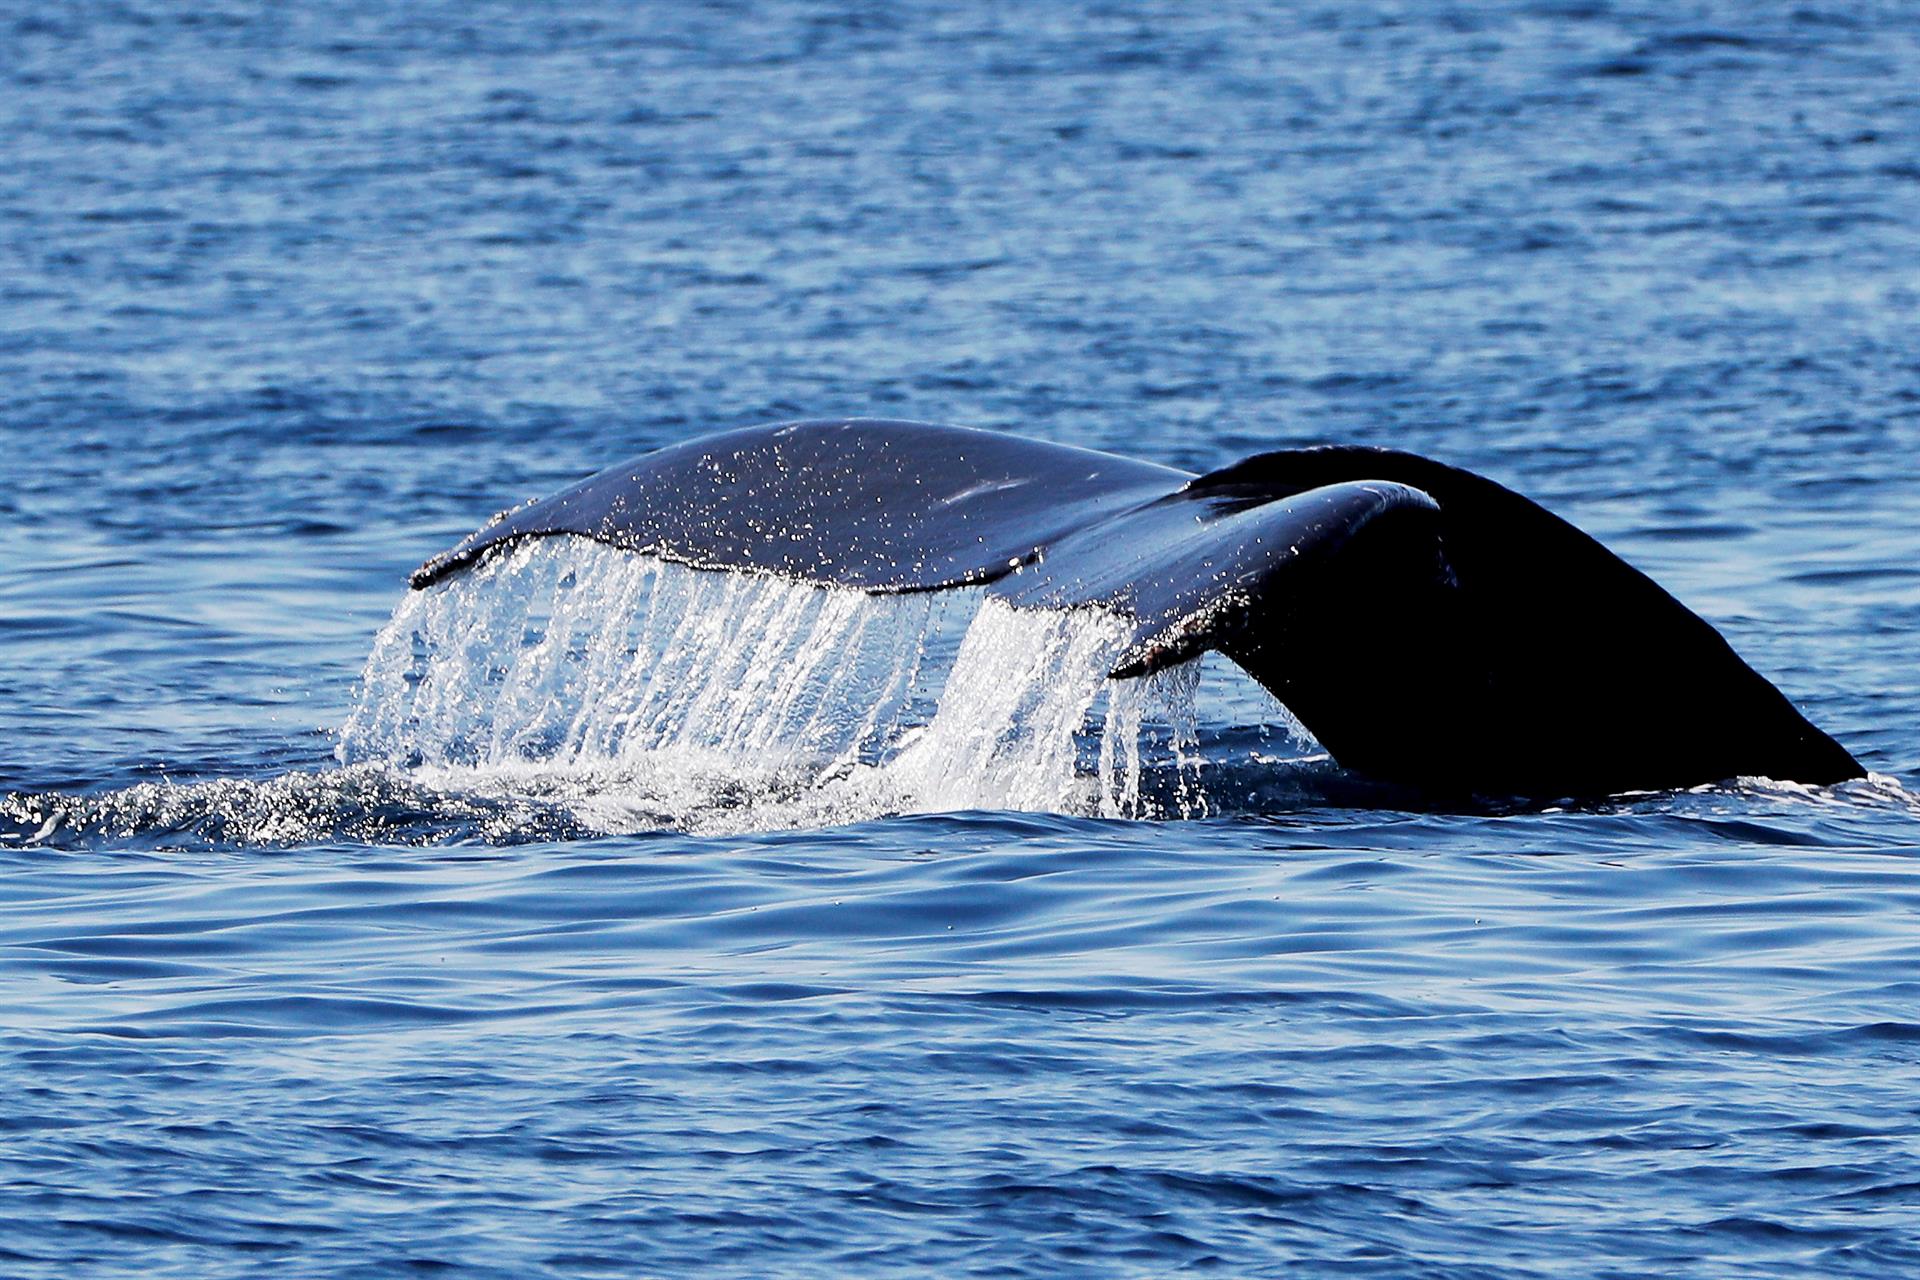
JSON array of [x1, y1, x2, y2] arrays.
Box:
[[4, 1, 1920, 1275]]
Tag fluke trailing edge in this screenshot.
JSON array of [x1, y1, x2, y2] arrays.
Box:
[[412, 419, 1863, 799]]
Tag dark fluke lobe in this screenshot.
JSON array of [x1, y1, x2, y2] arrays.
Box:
[[413, 419, 1862, 799]]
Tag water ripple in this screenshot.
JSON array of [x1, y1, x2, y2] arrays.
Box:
[[5, 0, 1920, 1275]]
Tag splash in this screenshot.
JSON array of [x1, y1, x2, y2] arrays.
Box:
[[0, 765, 608, 849], [340, 541, 963, 777], [1, 540, 1328, 849], [334, 539, 1214, 833]]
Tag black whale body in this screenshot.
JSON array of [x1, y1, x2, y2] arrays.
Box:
[[412, 419, 1862, 799]]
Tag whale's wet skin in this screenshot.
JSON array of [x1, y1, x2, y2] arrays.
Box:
[[405, 418, 1865, 797], [6, 2, 1920, 1277]]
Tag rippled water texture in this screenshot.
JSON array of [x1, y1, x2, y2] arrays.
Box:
[[3, 2, 1919, 1276]]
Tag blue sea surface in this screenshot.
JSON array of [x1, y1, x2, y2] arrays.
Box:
[[4, 2, 1920, 1275]]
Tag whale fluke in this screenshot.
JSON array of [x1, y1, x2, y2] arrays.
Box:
[[411, 419, 1862, 799]]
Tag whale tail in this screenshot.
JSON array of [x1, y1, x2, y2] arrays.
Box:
[[410, 419, 1862, 798]]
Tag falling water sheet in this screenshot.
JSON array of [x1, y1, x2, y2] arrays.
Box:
[[339, 539, 1228, 833]]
